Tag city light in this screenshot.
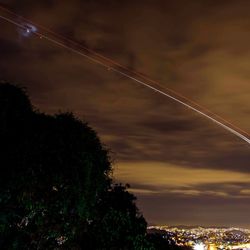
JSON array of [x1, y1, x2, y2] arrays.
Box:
[[148, 226, 250, 250], [194, 243, 206, 250]]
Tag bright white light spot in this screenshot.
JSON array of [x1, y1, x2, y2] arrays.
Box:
[[19, 23, 37, 37], [194, 242, 206, 250]]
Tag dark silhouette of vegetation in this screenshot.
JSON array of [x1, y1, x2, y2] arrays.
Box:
[[86, 184, 152, 249], [147, 233, 192, 250], [0, 82, 153, 249], [0, 82, 189, 250]]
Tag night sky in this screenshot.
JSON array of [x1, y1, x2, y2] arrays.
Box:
[[0, 0, 250, 227]]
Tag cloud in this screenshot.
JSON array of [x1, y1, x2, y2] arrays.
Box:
[[114, 161, 250, 191], [136, 192, 250, 227], [168, 189, 229, 197], [114, 161, 250, 206], [0, 38, 22, 56], [240, 189, 250, 196]]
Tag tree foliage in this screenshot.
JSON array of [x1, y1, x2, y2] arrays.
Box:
[[88, 184, 153, 249], [147, 233, 192, 250], [0, 82, 152, 249]]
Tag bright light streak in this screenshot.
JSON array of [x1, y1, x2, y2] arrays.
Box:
[[0, 15, 36, 38], [0, 10, 249, 145], [0, 4, 249, 142]]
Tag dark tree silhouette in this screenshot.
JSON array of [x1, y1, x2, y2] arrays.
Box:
[[0, 82, 152, 249], [147, 233, 192, 250], [86, 184, 153, 249]]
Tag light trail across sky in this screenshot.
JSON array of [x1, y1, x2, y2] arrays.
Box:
[[0, 6, 249, 145]]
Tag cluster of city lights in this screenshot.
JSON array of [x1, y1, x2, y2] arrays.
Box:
[[148, 226, 250, 250]]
